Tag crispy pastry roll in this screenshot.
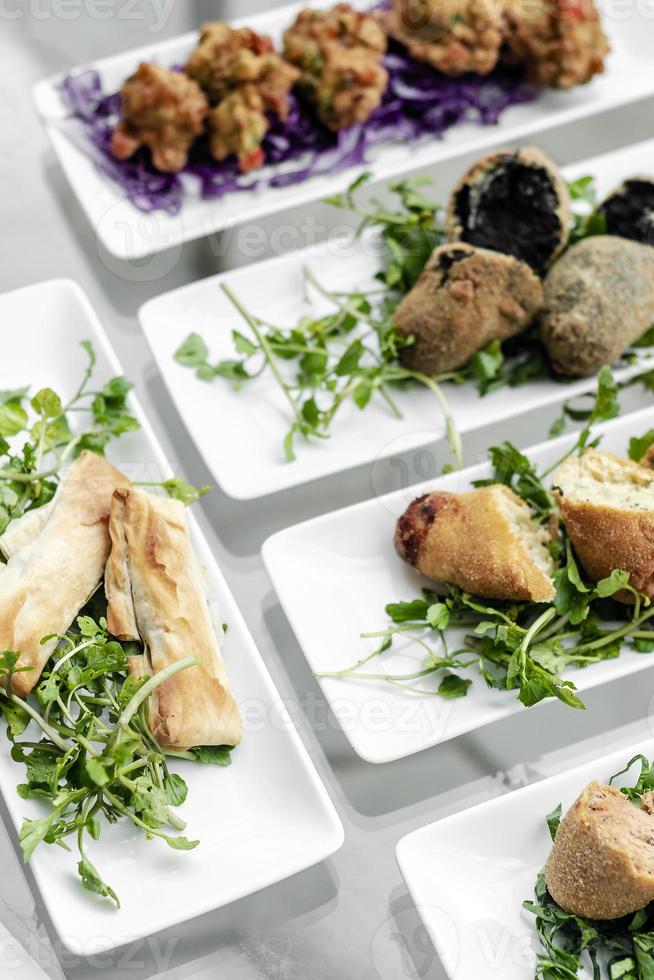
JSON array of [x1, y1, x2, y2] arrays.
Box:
[[105, 488, 242, 750], [0, 451, 130, 697]]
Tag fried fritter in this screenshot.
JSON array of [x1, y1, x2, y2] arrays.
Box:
[[186, 22, 299, 172], [502, 0, 609, 89], [110, 63, 208, 173], [381, 0, 504, 76], [540, 236, 654, 376], [393, 242, 543, 375], [284, 3, 388, 130]]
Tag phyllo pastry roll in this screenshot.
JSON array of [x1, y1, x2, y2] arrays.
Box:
[[105, 488, 242, 750], [0, 451, 130, 697]]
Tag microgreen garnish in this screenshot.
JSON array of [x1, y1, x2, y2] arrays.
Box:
[[0, 341, 205, 539], [525, 755, 654, 977], [0, 615, 207, 906]]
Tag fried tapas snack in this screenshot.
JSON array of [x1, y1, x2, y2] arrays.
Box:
[[284, 3, 388, 131], [0, 451, 130, 697], [502, 0, 609, 89], [393, 242, 543, 375], [105, 488, 242, 750], [380, 0, 503, 76], [110, 62, 209, 173], [187, 22, 299, 172]]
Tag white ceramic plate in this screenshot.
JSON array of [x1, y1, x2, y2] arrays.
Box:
[[139, 139, 654, 500], [0, 279, 343, 956], [395, 738, 654, 980], [33, 1, 654, 259], [263, 405, 654, 764]]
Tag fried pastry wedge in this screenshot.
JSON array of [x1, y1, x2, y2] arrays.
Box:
[[0, 451, 130, 697]]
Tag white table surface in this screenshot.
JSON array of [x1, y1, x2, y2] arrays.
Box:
[[3, 4, 654, 979]]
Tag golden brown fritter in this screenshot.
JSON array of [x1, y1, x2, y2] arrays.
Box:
[[552, 450, 654, 602], [545, 781, 654, 919], [502, 0, 609, 88], [110, 63, 208, 173], [283, 3, 388, 131], [446, 147, 571, 274], [395, 484, 555, 601], [186, 22, 299, 172], [540, 236, 654, 376], [207, 88, 269, 173], [393, 242, 543, 375], [381, 0, 504, 76]]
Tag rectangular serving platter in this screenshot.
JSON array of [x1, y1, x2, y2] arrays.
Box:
[[33, 0, 654, 259], [395, 737, 654, 980], [139, 139, 654, 500], [262, 404, 654, 764], [0, 279, 343, 956]]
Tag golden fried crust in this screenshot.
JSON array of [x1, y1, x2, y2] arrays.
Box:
[[545, 781, 654, 919], [106, 488, 242, 750], [0, 452, 130, 697], [393, 242, 543, 375], [502, 0, 609, 89], [395, 484, 555, 601], [380, 0, 503, 76], [446, 146, 571, 269], [541, 236, 654, 376], [553, 450, 654, 600]]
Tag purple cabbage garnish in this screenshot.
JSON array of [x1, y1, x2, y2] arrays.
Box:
[[59, 47, 538, 215]]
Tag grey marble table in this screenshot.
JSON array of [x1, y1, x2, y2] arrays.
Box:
[[2, 4, 654, 978]]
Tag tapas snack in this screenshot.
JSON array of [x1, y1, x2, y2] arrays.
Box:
[[106, 488, 242, 749], [545, 780, 654, 919], [393, 242, 543, 374], [110, 63, 208, 173], [598, 177, 654, 244], [446, 146, 571, 274], [0, 451, 129, 697], [394, 484, 555, 601], [553, 449, 654, 599], [525, 756, 654, 975], [283, 4, 388, 130], [540, 236, 654, 375]]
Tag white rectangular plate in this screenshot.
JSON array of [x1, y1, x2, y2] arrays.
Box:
[[33, 1, 654, 259], [263, 404, 654, 764], [0, 279, 343, 956], [139, 139, 654, 500], [395, 737, 654, 980]]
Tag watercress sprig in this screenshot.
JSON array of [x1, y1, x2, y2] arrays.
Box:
[[0, 614, 231, 907]]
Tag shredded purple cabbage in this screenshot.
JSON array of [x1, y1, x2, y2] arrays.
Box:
[[59, 46, 537, 214]]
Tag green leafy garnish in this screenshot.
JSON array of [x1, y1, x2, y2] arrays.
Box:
[[0, 615, 204, 907]]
